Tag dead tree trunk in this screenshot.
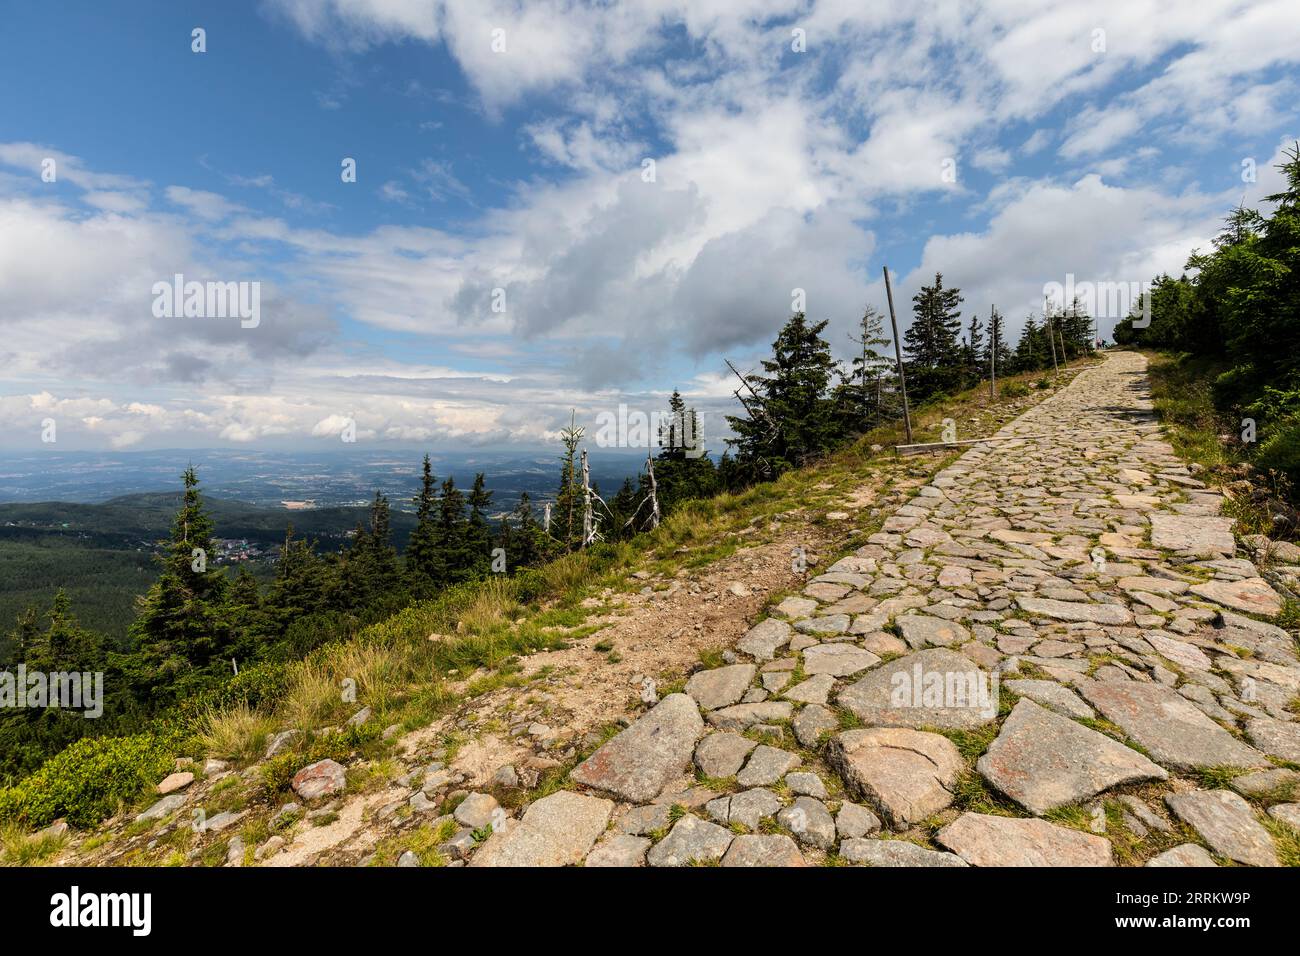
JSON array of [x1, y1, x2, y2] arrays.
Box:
[[644, 452, 661, 531]]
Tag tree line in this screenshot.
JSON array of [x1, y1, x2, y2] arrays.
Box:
[[1114, 143, 1300, 483], [723, 276, 1096, 483]]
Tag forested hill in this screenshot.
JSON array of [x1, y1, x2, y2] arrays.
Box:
[[0, 493, 418, 549], [0, 495, 419, 652]]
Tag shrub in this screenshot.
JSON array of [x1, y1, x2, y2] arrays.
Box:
[[0, 729, 186, 828]]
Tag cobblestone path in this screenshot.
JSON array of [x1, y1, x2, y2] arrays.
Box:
[[469, 351, 1300, 867]]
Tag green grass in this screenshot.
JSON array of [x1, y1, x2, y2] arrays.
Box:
[[1146, 349, 1300, 537], [368, 818, 459, 867]]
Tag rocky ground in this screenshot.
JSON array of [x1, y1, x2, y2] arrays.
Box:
[[57, 351, 1300, 867]]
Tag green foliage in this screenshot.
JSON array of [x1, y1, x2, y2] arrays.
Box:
[[0, 728, 187, 828], [1115, 143, 1300, 488], [126, 467, 233, 705], [0, 537, 154, 649], [904, 272, 965, 399], [725, 312, 841, 482]]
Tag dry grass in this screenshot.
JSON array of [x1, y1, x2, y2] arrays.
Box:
[[198, 702, 277, 762], [1, 820, 69, 866], [281, 666, 344, 733], [458, 576, 521, 634]]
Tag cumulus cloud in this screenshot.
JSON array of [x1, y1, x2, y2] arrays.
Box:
[[1, 1, 1296, 451]]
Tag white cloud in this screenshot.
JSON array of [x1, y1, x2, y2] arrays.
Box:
[[2, 2, 1296, 451]]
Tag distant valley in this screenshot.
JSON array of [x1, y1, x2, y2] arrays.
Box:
[[0, 448, 648, 646]]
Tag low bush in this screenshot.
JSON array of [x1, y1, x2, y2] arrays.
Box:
[[0, 728, 187, 828]]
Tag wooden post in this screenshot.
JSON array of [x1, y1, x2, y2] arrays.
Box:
[[1045, 296, 1059, 376], [883, 266, 912, 444], [988, 305, 996, 401]]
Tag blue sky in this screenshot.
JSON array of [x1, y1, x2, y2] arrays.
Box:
[[0, 0, 1296, 453]]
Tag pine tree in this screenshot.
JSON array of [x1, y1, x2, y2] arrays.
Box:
[[28, 590, 104, 673], [465, 473, 493, 577], [903, 273, 964, 399], [654, 391, 716, 510], [837, 305, 894, 431], [985, 306, 1011, 378], [224, 565, 264, 664], [437, 476, 469, 580], [366, 491, 401, 594], [127, 467, 232, 699], [510, 491, 547, 566], [3, 606, 40, 667], [965, 313, 986, 383], [406, 454, 443, 593], [554, 412, 585, 551], [725, 312, 839, 480], [264, 525, 325, 633], [1012, 316, 1052, 373]]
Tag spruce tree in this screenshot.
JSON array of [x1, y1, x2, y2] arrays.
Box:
[[839, 305, 894, 430], [437, 476, 469, 580], [128, 467, 231, 699], [655, 391, 716, 510], [554, 412, 585, 551], [903, 273, 964, 399], [465, 473, 494, 577], [985, 306, 1011, 377], [406, 455, 442, 592], [725, 312, 839, 480], [265, 525, 325, 633], [510, 491, 546, 566], [965, 313, 985, 383], [3, 606, 39, 666]]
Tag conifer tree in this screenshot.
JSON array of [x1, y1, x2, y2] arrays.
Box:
[[965, 313, 986, 383], [465, 472, 493, 576], [554, 412, 585, 551], [903, 273, 964, 399], [3, 606, 40, 667], [725, 312, 839, 481], [437, 476, 469, 580], [406, 455, 443, 592], [264, 525, 325, 633], [836, 304, 894, 431], [127, 467, 232, 699], [655, 391, 716, 509], [510, 491, 547, 566]]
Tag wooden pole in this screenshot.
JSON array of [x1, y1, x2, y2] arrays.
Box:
[[883, 266, 912, 443], [1045, 296, 1059, 376], [988, 305, 996, 401]]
